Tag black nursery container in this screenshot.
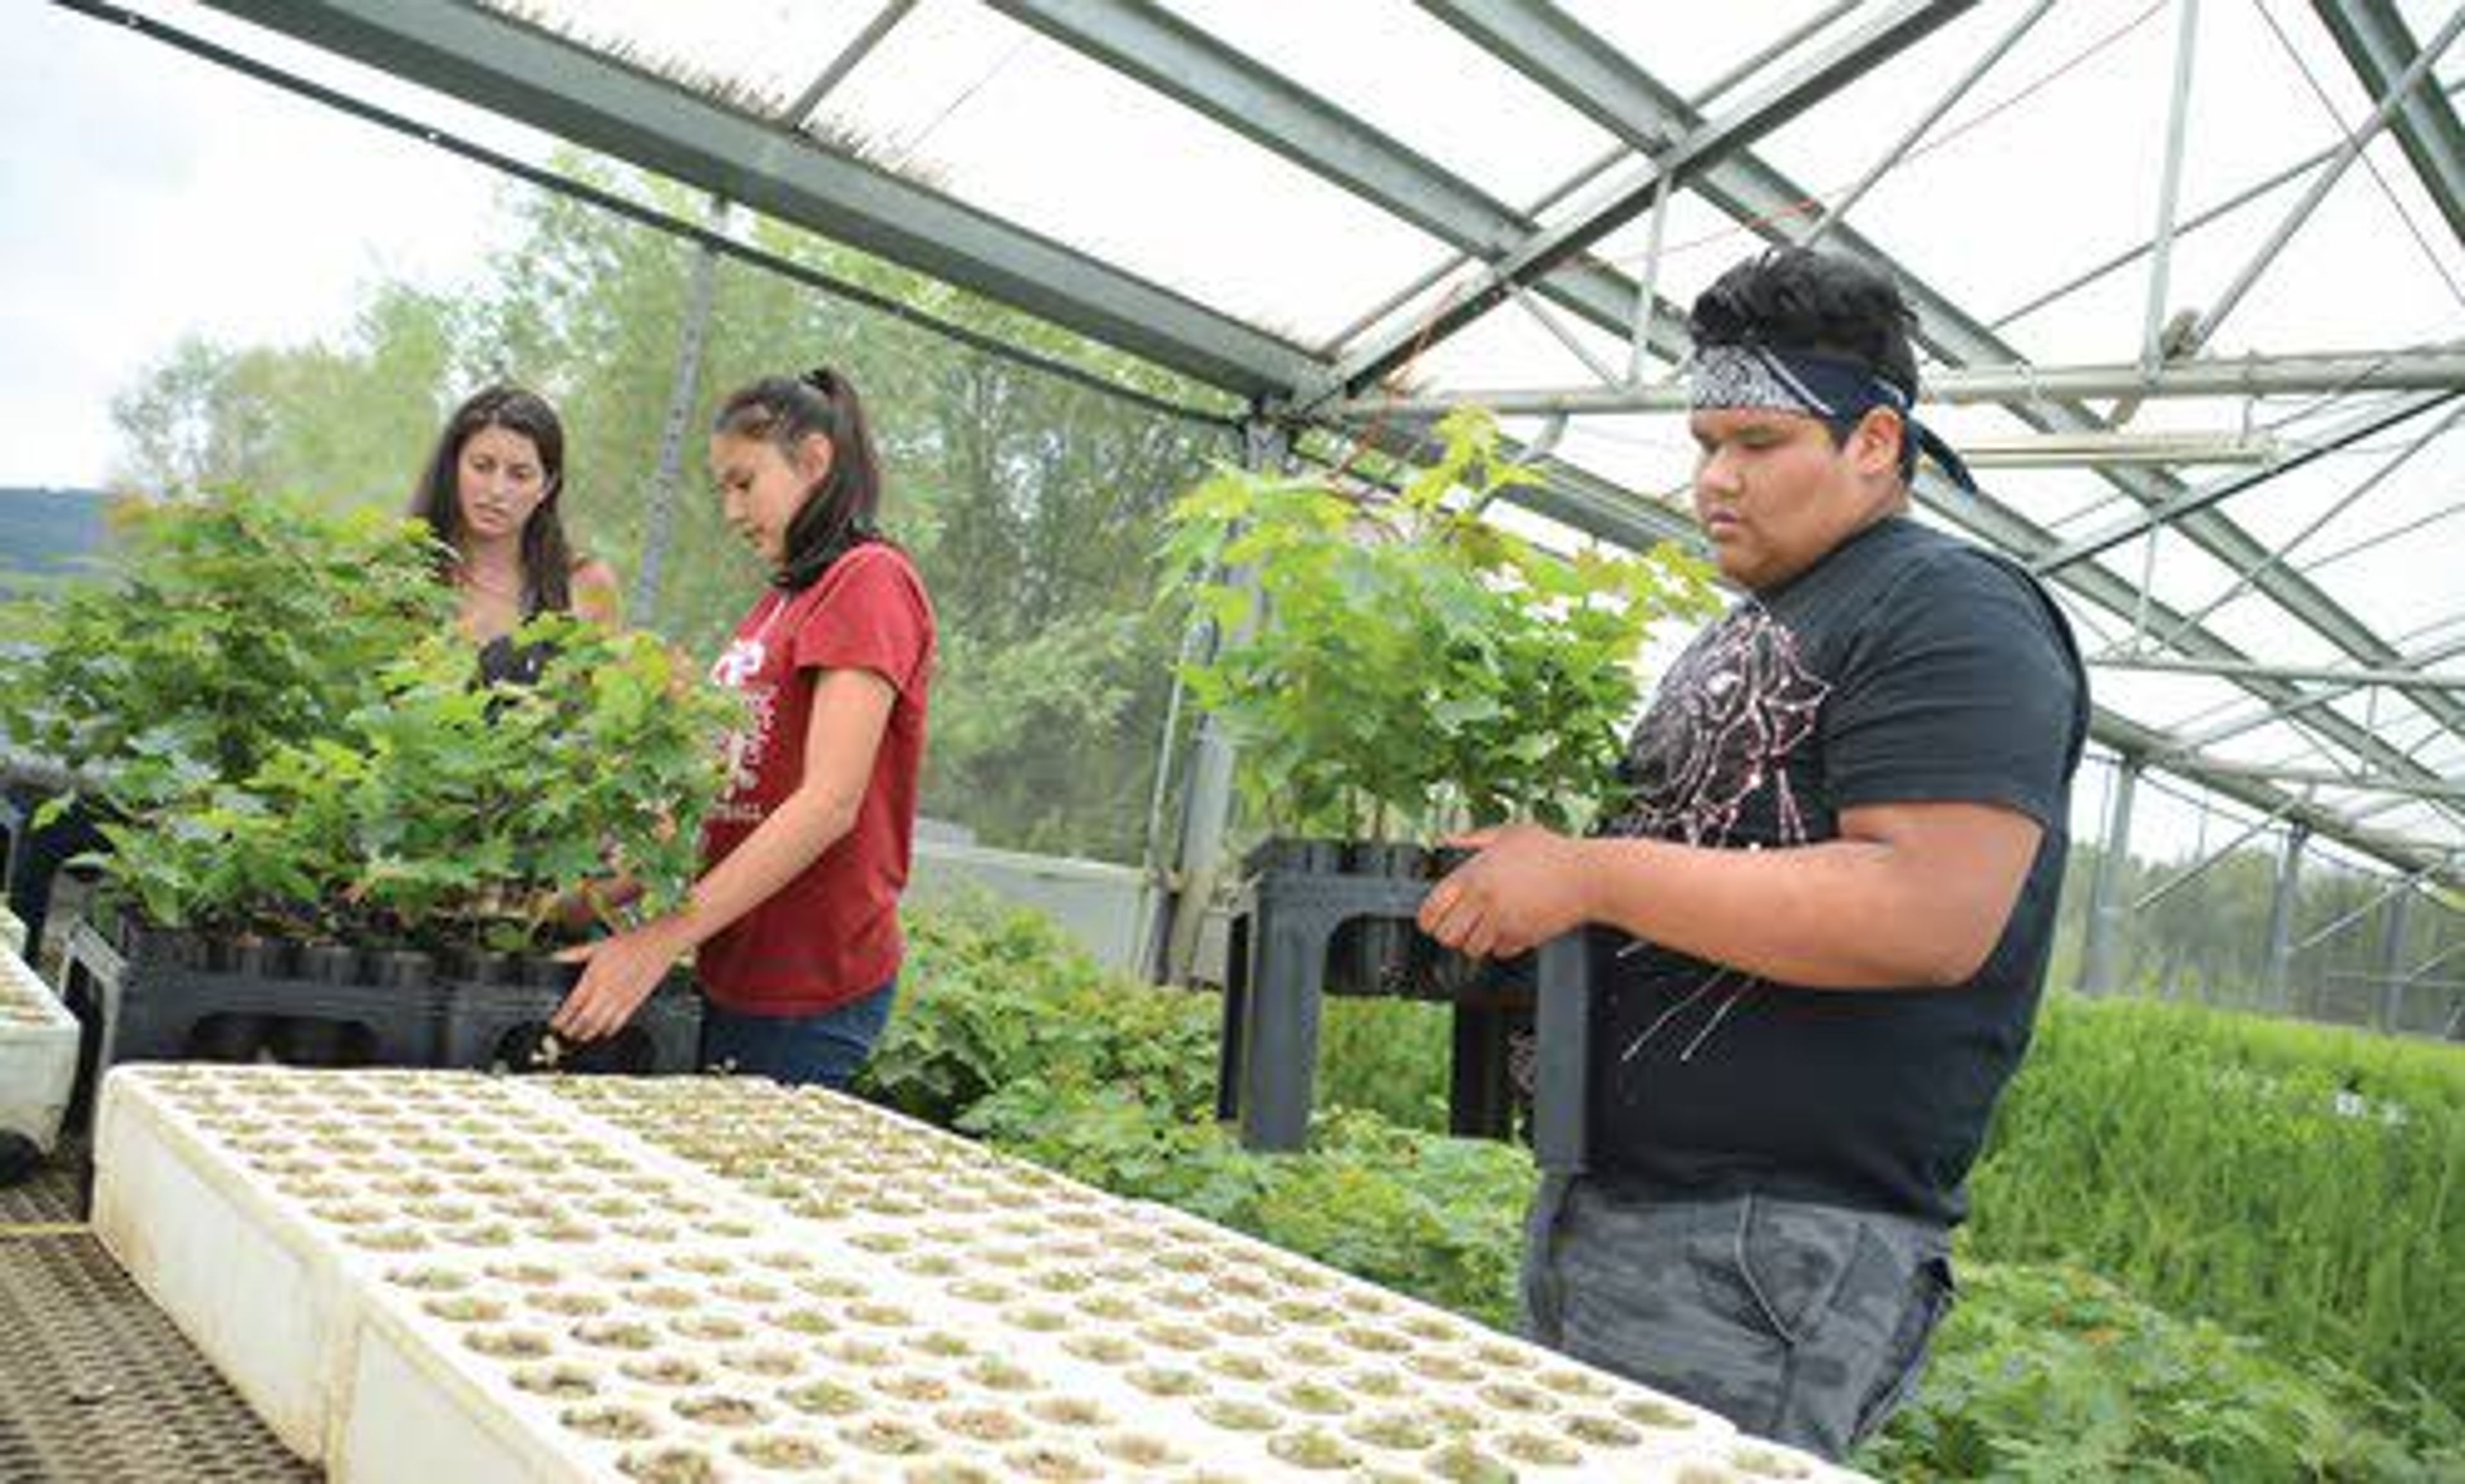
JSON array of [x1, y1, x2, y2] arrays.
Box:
[[436, 951, 703, 1077]]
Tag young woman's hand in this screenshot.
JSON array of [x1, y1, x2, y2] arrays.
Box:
[[549, 920, 689, 1041]]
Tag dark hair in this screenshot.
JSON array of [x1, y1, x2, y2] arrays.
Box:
[[1688, 246, 1921, 477], [409, 383, 577, 614], [711, 367, 883, 590]]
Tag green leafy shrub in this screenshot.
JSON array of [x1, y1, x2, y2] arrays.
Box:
[[4, 487, 740, 953], [1312, 995, 1451, 1130], [95, 615, 736, 951], [872, 893, 1452, 1131], [964, 1085, 1530, 1329], [1968, 994, 2464, 1403], [863, 897, 1221, 1126], [0, 486, 447, 814], [1157, 408, 1715, 839], [1863, 1261, 2465, 1483]]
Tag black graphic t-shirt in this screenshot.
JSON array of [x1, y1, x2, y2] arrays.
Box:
[[1593, 515, 2087, 1223]]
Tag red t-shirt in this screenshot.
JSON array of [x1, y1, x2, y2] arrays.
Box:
[[697, 544, 935, 1015]]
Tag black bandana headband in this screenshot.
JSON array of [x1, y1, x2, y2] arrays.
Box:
[[1688, 343, 1978, 493]]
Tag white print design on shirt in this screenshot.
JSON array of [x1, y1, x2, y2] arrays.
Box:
[[711, 635, 766, 689], [1611, 602, 1831, 1067]]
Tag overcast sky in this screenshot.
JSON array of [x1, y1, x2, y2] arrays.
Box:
[[0, 1, 537, 489]]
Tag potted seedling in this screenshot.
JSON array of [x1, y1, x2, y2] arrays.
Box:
[[1161, 408, 1712, 974], [1162, 409, 1713, 1147], [13, 487, 740, 1085]]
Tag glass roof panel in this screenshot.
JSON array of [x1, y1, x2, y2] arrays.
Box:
[[1557, 0, 1865, 103], [481, 0, 893, 116], [811, 0, 1458, 346], [1739, 0, 2465, 369], [2298, 518, 2463, 643], [2208, 425, 2459, 562], [2369, 801, 2450, 847], [1745, 0, 2190, 347], [1155, 0, 1626, 207], [2189, 146, 2465, 364], [1546, 417, 1693, 506], [2120, 669, 2264, 738], [1407, 296, 1636, 400], [1584, 186, 1778, 336]]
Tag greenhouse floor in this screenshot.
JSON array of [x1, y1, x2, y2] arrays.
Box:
[[0, 1144, 315, 1483]]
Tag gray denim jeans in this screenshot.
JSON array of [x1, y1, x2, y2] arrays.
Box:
[[1521, 1173, 1955, 1461]]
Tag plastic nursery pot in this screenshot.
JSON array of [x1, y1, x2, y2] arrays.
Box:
[[521, 956, 585, 994], [210, 933, 295, 979], [299, 942, 364, 986], [490, 1022, 656, 1077], [444, 946, 519, 988], [374, 950, 434, 991], [1240, 837, 1348, 879], [1329, 841, 1427, 997], [123, 922, 208, 971]]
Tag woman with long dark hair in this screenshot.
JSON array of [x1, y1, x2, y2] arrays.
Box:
[[409, 384, 619, 657], [550, 367, 935, 1088]]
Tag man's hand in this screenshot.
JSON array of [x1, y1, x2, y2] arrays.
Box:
[[1416, 822, 1595, 959], [548, 921, 687, 1042]]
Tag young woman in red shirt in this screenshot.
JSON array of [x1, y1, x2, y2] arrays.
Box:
[[550, 367, 936, 1088]]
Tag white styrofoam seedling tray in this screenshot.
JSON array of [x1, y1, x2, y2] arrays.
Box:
[[333, 1238, 1303, 1484], [0, 944, 78, 1150], [542, 1076, 1781, 1481], [1667, 1435, 1876, 1483], [91, 1065, 776, 1463], [98, 1067, 1877, 1482], [93, 1065, 388, 1457]]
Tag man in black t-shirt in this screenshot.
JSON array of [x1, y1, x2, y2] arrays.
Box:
[[1419, 247, 2087, 1460]]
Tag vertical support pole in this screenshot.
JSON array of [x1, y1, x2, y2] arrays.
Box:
[[2265, 823, 2310, 1013], [1159, 415, 1285, 985], [1238, 897, 1329, 1153], [633, 193, 727, 627], [1133, 607, 1204, 982], [2082, 757, 2138, 996], [1532, 929, 1593, 1174], [2376, 886, 2416, 1031], [1628, 170, 1675, 386], [2131, 526, 2161, 649], [2140, 0, 2199, 375]]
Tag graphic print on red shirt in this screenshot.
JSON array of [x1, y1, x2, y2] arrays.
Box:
[[697, 544, 935, 1015]]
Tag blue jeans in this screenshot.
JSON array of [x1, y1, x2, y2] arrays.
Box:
[[698, 979, 897, 1091]]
